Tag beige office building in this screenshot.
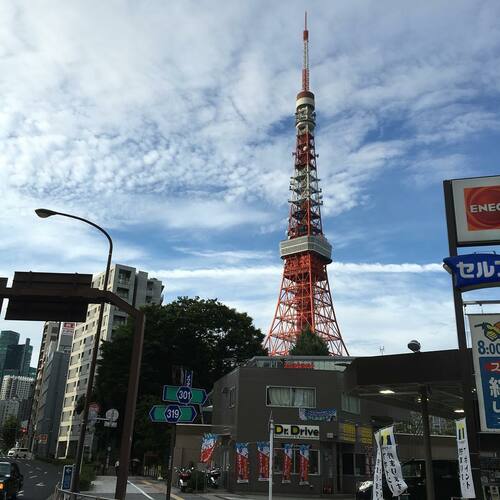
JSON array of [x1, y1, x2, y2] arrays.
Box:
[[56, 264, 163, 458]]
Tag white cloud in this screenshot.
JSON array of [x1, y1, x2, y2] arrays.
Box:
[[1, 0, 500, 363]]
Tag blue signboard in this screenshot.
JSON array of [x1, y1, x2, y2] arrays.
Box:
[[62, 465, 73, 490], [443, 253, 500, 291], [184, 370, 193, 388], [479, 357, 500, 429], [469, 314, 500, 433]]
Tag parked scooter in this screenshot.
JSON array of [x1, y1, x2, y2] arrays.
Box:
[[177, 467, 192, 492], [207, 467, 221, 489]]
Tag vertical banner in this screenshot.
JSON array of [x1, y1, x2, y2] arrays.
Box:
[[468, 313, 500, 432], [456, 418, 476, 498], [282, 444, 293, 484], [257, 442, 270, 481], [200, 433, 217, 463], [235, 443, 249, 483], [379, 426, 407, 497], [372, 430, 383, 500], [299, 444, 310, 485]]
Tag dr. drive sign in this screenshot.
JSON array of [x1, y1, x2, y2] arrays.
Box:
[[274, 424, 320, 440], [468, 314, 500, 433]]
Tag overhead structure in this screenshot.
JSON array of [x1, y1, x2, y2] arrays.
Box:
[[265, 14, 348, 356]]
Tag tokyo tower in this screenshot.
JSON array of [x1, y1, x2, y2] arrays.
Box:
[[265, 15, 349, 357]]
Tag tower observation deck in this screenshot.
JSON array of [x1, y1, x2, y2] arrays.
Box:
[[264, 15, 349, 356]]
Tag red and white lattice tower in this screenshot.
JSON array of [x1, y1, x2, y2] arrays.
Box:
[[264, 14, 349, 357]]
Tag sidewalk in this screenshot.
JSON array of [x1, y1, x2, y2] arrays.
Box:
[[85, 476, 355, 500]]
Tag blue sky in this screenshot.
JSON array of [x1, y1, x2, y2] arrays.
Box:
[[1, 0, 500, 361]]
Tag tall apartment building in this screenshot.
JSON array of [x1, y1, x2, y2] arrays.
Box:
[[28, 322, 75, 453], [56, 264, 163, 458], [29, 322, 61, 445], [0, 376, 34, 400], [32, 327, 73, 458]]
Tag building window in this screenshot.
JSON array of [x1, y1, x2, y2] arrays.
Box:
[[116, 287, 129, 300], [272, 446, 320, 475], [266, 386, 315, 408], [341, 393, 360, 414], [229, 387, 236, 408]]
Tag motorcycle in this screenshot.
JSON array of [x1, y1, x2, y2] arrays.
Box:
[[207, 467, 221, 489], [177, 467, 192, 492]]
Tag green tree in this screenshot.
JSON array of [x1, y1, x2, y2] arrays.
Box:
[[95, 297, 266, 458], [1, 416, 19, 450], [289, 326, 330, 356]]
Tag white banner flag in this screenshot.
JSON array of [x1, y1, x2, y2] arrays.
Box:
[[372, 430, 383, 500], [380, 426, 407, 497], [456, 418, 476, 498]]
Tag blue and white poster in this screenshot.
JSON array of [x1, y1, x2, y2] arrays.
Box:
[[468, 314, 500, 433]]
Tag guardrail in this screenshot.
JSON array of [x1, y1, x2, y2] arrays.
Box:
[[53, 485, 117, 500]]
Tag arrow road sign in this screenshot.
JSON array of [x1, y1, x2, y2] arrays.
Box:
[[149, 404, 198, 423], [163, 385, 207, 405]]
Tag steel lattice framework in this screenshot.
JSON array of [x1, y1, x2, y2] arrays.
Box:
[[265, 15, 349, 357]]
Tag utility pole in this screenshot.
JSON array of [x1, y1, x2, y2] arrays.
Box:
[[268, 414, 273, 500]]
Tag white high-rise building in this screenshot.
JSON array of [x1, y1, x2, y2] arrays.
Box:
[[0, 376, 34, 400], [56, 264, 163, 458]]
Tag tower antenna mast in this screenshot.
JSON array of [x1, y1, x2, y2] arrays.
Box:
[[302, 12, 309, 91], [265, 15, 348, 356]]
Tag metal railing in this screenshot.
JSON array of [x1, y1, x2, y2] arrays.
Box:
[[54, 485, 117, 500]]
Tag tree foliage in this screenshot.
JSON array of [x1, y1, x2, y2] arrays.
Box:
[[1, 416, 19, 450], [289, 326, 330, 356], [95, 297, 266, 458]]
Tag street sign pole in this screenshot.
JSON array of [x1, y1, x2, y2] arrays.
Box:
[[268, 414, 273, 500], [443, 180, 483, 500], [165, 424, 177, 500]]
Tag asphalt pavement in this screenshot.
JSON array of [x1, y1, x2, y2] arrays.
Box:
[[0, 457, 62, 500]]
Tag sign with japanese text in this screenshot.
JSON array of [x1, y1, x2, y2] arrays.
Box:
[[359, 426, 373, 445], [298, 407, 337, 422], [379, 426, 407, 497], [468, 314, 500, 432], [257, 442, 269, 481], [299, 444, 310, 485], [455, 418, 476, 498], [235, 442, 249, 483], [451, 176, 500, 245], [338, 422, 356, 442], [282, 444, 293, 483], [372, 430, 383, 500], [61, 322, 75, 336], [444, 254, 500, 291]]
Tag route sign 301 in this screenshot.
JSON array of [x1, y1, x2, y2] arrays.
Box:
[[163, 385, 207, 405]]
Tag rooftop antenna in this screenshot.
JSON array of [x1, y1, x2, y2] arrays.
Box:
[[302, 11, 309, 91]]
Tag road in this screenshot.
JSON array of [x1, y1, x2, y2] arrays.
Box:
[[0, 457, 61, 500]]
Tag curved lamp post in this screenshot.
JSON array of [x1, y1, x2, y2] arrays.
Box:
[[35, 208, 113, 493]]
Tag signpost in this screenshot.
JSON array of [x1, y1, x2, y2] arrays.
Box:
[[149, 374, 205, 500], [62, 465, 74, 490], [149, 404, 197, 423], [163, 385, 207, 405]]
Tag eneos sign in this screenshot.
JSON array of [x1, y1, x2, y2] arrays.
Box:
[[452, 176, 500, 245], [274, 424, 319, 440]]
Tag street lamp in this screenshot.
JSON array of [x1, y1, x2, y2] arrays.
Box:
[[35, 208, 113, 493]]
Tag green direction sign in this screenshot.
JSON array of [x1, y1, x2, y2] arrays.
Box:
[[149, 404, 198, 423], [163, 385, 207, 405]]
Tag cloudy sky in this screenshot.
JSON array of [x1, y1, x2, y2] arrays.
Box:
[[1, 0, 500, 363]]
